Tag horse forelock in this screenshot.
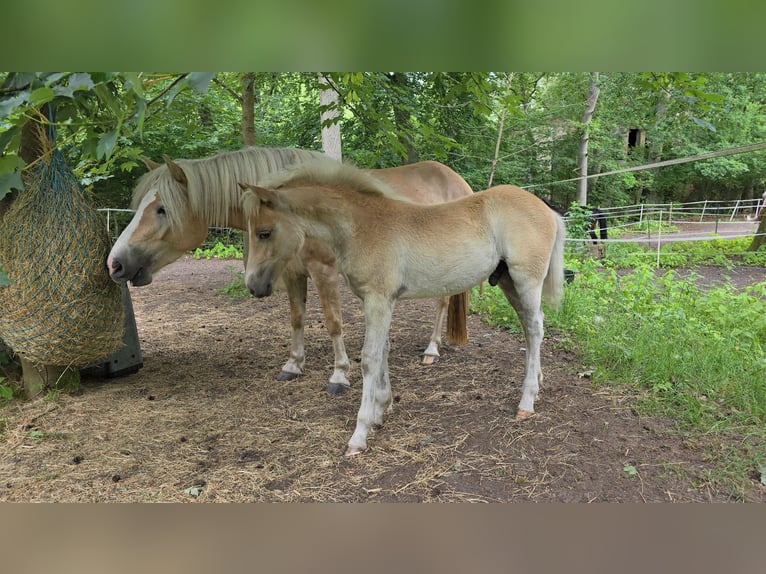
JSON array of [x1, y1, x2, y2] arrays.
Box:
[[131, 147, 324, 228]]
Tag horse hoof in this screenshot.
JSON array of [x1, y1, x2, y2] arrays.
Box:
[[421, 354, 438, 365], [515, 409, 534, 421], [326, 382, 349, 395], [344, 444, 367, 456], [277, 370, 300, 382]]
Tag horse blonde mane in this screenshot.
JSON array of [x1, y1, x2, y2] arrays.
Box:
[[260, 158, 413, 203], [131, 146, 324, 228]]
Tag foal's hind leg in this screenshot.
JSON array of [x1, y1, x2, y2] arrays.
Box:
[[496, 272, 545, 420], [422, 296, 449, 365]]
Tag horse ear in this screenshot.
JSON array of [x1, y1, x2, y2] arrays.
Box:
[[238, 183, 286, 212], [163, 155, 188, 186], [141, 156, 162, 171]]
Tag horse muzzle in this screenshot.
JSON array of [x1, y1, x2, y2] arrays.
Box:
[[245, 268, 274, 298], [107, 254, 153, 286]]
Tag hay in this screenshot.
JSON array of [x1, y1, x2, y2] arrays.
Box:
[[0, 147, 124, 366]]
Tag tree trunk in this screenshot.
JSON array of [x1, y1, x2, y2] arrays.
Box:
[[319, 75, 342, 160], [241, 73, 256, 146], [388, 73, 418, 164], [577, 72, 600, 205], [488, 73, 514, 189]]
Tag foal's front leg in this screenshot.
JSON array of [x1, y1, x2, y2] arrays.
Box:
[[304, 259, 351, 394], [346, 295, 394, 456], [279, 271, 308, 381]]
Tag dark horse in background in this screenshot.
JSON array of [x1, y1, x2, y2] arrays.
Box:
[[549, 200, 608, 260], [583, 206, 608, 258]]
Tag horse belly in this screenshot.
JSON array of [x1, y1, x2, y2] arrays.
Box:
[[398, 243, 496, 299]]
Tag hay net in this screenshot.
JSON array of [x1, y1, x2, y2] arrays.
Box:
[[0, 146, 124, 367]]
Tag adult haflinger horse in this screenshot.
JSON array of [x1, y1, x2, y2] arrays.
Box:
[[107, 147, 473, 392], [240, 159, 566, 455]]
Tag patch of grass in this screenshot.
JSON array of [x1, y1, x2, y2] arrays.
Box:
[[215, 267, 250, 299], [471, 249, 766, 498], [193, 241, 243, 260]]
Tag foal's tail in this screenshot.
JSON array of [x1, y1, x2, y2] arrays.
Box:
[[542, 213, 567, 309], [446, 292, 468, 345]]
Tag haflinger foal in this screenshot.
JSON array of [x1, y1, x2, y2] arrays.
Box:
[[239, 160, 566, 455]]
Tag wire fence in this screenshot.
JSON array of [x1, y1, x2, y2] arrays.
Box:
[[100, 195, 765, 263]]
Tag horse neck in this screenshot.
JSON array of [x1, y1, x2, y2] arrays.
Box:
[[288, 186, 361, 252]]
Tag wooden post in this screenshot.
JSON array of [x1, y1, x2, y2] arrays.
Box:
[[19, 358, 78, 399]]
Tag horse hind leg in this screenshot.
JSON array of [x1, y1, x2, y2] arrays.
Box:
[[496, 272, 545, 421], [422, 296, 448, 365]]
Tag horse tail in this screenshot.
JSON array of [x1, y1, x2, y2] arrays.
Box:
[[446, 291, 468, 345], [542, 213, 566, 309]]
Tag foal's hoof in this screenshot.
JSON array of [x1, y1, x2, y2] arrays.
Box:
[[277, 370, 300, 382], [326, 382, 349, 395], [515, 409, 534, 421], [344, 444, 367, 456], [421, 354, 439, 366]]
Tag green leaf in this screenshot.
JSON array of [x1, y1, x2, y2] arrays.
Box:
[[623, 463, 638, 477], [0, 268, 11, 286], [53, 73, 95, 98], [28, 86, 55, 106], [0, 170, 23, 199], [0, 91, 29, 120], [96, 129, 118, 160], [186, 72, 216, 93]]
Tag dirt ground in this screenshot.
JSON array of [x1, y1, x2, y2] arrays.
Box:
[[1, 255, 764, 503]]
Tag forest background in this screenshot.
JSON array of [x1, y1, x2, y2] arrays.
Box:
[[2, 72, 766, 218]]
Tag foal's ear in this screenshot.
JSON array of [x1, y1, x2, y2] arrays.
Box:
[[141, 156, 162, 171], [163, 155, 188, 186], [238, 183, 287, 212]]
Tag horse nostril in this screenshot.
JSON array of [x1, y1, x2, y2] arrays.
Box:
[[111, 259, 123, 274]]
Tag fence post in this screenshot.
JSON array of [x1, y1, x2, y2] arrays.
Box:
[[656, 209, 662, 267], [699, 200, 707, 222], [730, 199, 740, 222]]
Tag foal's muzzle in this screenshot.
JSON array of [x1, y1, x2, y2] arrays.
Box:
[[246, 269, 274, 298]]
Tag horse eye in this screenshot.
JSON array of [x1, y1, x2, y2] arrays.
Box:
[[257, 230, 272, 240], [157, 205, 166, 216]]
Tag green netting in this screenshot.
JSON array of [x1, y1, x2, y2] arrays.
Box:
[[0, 148, 124, 366]]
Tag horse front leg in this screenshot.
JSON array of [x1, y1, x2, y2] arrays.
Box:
[[305, 258, 351, 395], [422, 296, 448, 365], [279, 271, 308, 382], [346, 296, 394, 456]]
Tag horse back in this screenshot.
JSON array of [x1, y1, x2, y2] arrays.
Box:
[[372, 161, 472, 204]]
